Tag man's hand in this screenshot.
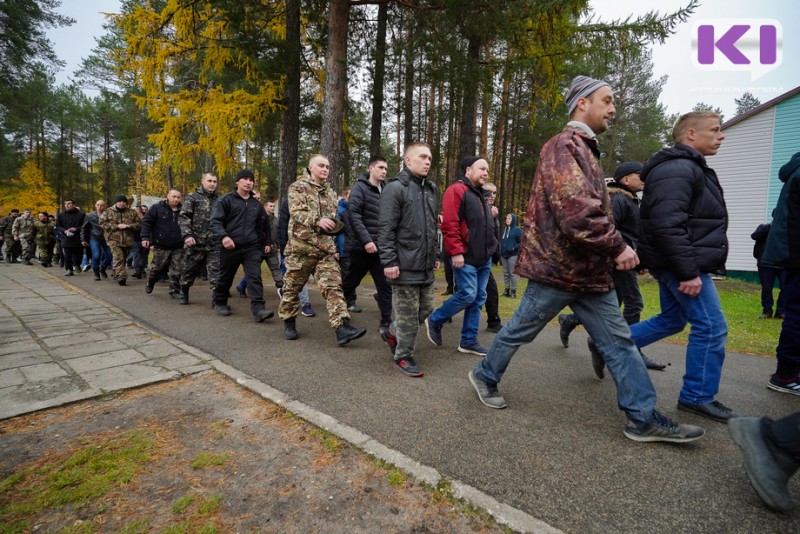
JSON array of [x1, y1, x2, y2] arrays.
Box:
[[334, 252, 340, 261], [491, 206, 499, 218], [184, 236, 196, 247], [141, 240, 150, 249], [117, 223, 128, 230], [384, 266, 400, 280], [451, 254, 465, 269], [68, 227, 77, 233], [678, 277, 702, 297], [264, 244, 271, 254], [434, 260, 441, 270], [221, 236, 235, 250], [317, 217, 336, 232], [365, 242, 378, 254], [613, 246, 639, 271], [81, 241, 89, 248], [13, 236, 19, 241]]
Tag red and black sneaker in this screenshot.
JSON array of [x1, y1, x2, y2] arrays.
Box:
[[395, 357, 424, 377], [379, 326, 397, 357]]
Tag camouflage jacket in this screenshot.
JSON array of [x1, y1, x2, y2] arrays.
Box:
[[515, 125, 626, 293], [286, 170, 338, 257], [32, 220, 55, 245], [179, 186, 219, 247], [0, 215, 17, 239], [100, 205, 141, 247], [12, 216, 34, 239]]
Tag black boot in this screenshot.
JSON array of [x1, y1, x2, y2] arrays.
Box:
[[284, 317, 298, 340], [557, 313, 580, 348], [177, 286, 189, 305], [503, 288, 510, 297], [93, 269, 101, 281], [510, 289, 516, 298], [99, 268, 108, 278], [335, 321, 367, 346]]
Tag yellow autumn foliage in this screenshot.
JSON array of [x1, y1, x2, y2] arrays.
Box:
[[0, 160, 58, 215]]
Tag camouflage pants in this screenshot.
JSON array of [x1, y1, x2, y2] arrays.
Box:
[[36, 242, 52, 264], [180, 244, 220, 290], [110, 245, 132, 280], [147, 247, 186, 292], [389, 283, 435, 361], [2, 238, 19, 260], [279, 252, 347, 328], [17, 238, 34, 261]]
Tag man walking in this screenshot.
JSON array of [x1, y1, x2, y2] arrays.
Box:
[[342, 155, 393, 335], [178, 171, 221, 305], [209, 169, 274, 323], [100, 195, 140, 286], [626, 111, 740, 423], [468, 75, 704, 443], [279, 155, 366, 345], [11, 209, 35, 265], [81, 200, 112, 280], [56, 200, 86, 276], [32, 212, 55, 267], [141, 190, 185, 298], [236, 200, 284, 298], [482, 181, 503, 332], [0, 209, 20, 263], [425, 157, 497, 356], [377, 142, 440, 377]]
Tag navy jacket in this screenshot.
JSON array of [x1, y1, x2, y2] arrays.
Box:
[[141, 200, 183, 249], [763, 151, 800, 269], [499, 213, 522, 258], [344, 173, 382, 254]]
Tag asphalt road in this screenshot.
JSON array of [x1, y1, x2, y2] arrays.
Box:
[[64, 268, 800, 533]]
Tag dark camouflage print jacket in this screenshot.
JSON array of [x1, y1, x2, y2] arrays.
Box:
[[32, 220, 55, 245], [179, 186, 220, 247], [515, 125, 626, 293], [100, 205, 141, 247], [286, 170, 338, 258]]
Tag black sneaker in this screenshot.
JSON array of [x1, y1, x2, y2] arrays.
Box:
[[767, 375, 800, 396], [379, 326, 397, 356], [623, 410, 705, 443], [468, 370, 507, 409], [100, 269, 108, 278], [458, 342, 488, 356], [677, 399, 742, 423], [587, 339, 605, 379], [558, 313, 580, 348], [425, 317, 443, 346], [145, 283, 154, 294], [237, 288, 247, 298], [485, 323, 502, 333], [253, 308, 274, 323], [117, 278, 126, 286], [301, 304, 316, 317], [214, 304, 231, 316], [395, 357, 424, 377], [347, 304, 363, 313]]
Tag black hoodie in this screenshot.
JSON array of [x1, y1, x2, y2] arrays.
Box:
[[638, 143, 728, 280]]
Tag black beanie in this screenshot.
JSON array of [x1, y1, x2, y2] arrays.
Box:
[[460, 156, 481, 175], [114, 194, 128, 203], [236, 169, 255, 181]]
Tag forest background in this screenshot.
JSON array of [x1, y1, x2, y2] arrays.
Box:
[[0, 0, 763, 217]]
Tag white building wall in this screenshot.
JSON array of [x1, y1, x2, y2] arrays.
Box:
[[707, 107, 775, 273]]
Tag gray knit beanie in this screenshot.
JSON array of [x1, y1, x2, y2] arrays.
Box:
[[566, 75, 610, 116]]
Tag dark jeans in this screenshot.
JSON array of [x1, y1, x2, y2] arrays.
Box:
[[61, 246, 83, 273], [758, 265, 786, 315], [215, 246, 266, 315], [763, 413, 800, 460], [342, 249, 392, 326], [611, 268, 644, 325], [776, 269, 800, 377], [443, 254, 455, 291], [485, 272, 501, 327]]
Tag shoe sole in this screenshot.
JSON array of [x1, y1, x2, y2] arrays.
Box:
[[425, 318, 442, 346], [395, 361, 424, 377], [458, 346, 487, 356], [622, 428, 705, 443], [767, 382, 800, 396], [729, 417, 797, 512], [468, 370, 507, 409], [301, 310, 315, 317]]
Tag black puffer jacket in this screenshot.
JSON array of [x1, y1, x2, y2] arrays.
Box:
[[638, 143, 728, 280], [141, 200, 183, 249], [377, 167, 439, 285], [344, 173, 382, 254]]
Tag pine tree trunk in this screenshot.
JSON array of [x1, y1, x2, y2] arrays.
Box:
[[279, 0, 301, 200], [369, 2, 388, 157], [458, 35, 481, 159]]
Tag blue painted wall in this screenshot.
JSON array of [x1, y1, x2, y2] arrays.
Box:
[[769, 94, 800, 216]]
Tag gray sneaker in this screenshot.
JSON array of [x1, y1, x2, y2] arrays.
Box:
[[468, 370, 507, 409], [624, 410, 705, 443]]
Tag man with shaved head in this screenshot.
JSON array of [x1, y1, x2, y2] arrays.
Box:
[[141, 189, 185, 298]]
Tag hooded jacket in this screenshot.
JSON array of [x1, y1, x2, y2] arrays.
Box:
[[55, 208, 86, 248], [499, 213, 522, 258], [377, 167, 439, 285], [607, 181, 641, 249], [515, 126, 626, 292], [344, 173, 383, 254], [763, 151, 800, 269], [440, 176, 498, 266], [638, 143, 728, 279], [141, 199, 184, 249]]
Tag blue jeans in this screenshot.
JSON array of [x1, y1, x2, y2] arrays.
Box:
[[90, 239, 112, 271], [629, 271, 727, 405], [473, 281, 657, 425], [429, 260, 491, 345]]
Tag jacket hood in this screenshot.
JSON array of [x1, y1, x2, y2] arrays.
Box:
[[641, 144, 706, 182], [388, 167, 427, 186], [779, 152, 800, 183], [506, 213, 518, 227], [607, 181, 637, 201]]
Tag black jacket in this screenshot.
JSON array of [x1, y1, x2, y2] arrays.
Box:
[[141, 200, 183, 249], [344, 173, 382, 254], [210, 191, 268, 249], [55, 208, 86, 248], [763, 151, 800, 269], [277, 198, 290, 254], [607, 181, 641, 249], [81, 212, 105, 243], [377, 167, 439, 285], [440, 177, 498, 266], [639, 143, 728, 280]]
